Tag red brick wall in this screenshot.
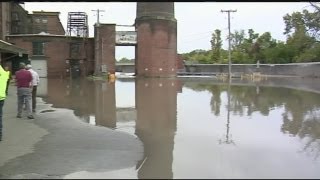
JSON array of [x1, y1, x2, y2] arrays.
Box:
[[0, 2, 11, 40], [94, 24, 115, 75], [46, 40, 69, 78], [7, 35, 95, 78], [30, 14, 65, 35], [85, 38, 95, 75], [6, 36, 32, 54], [136, 19, 177, 77], [176, 54, 184, 70], [46, 15, 65, 35]]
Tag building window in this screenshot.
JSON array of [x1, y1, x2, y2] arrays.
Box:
[[42, 19, 48, 23], [34, 18, 40, 23], [32, 42, 45, 55], [70, 42, 81, 57]]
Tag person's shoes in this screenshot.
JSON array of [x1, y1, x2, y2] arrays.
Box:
[[27, 115, 34, 119], [32, 109, 36, 113], [16, 115, 22, 118]]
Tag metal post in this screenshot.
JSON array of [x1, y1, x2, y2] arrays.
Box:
[[92, 9, 105, 25], [221, 9, 237, 79]]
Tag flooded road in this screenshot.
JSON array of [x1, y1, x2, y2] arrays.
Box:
[[37, 77, 320, 178]]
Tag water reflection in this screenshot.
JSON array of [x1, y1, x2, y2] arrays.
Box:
[[135, 78, 180, 179], [183, 79, 320, 162], [42, 77, 320, 178], [219, 79, 235, 145], [43, 78, 181, 178]]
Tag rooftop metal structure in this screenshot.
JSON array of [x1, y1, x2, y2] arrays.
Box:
[[66, 12, 89, 37]]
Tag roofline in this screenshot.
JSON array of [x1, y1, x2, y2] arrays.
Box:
[[6, 34, 94, 39], [0, 40, 28, 54], [31, 11, 61, 15]]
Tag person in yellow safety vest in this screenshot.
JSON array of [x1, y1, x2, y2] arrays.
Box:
[[0, 64, 10, 141], [4, 65, 11, 95]]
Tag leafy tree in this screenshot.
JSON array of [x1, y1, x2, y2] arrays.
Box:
[[283, 9, 320, 42], [230, 29, 245, 51], [254, 32, 278, 63], [210, 29, 223, 63], [180, 6, 320, 64], [283, 9, 320, 62], [264, 41, 295, 64], [242, 29, 259, 62], [118, 57, 133, 63]]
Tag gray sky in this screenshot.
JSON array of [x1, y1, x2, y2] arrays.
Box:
[[23, 2, 312, 60]]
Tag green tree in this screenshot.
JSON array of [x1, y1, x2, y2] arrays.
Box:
[[283, 10, 319, 62], [254, 32, 278, 63], [242, 29, 259, 62], [284, 8, 320, 42], [118, 57, 133, 63], [264, 41, 295, 64], [210, 29, 222, 63], [230, 29, 245, 51]]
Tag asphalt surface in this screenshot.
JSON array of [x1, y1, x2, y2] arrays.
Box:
[[0, 83, 143, 179]]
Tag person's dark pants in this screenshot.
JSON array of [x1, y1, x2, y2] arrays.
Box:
[[32, 86, 37, 111], [0, 100, 4, 141]]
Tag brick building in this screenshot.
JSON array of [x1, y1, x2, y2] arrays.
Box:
[[0, 2, 95, 78], [7, 34, 95, 78], [1, 2, 182, 78], [0, 2, 29, 69]]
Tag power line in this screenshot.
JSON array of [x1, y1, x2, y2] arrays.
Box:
[[221, 9, 237, 79], [91, 9, 105, 25]]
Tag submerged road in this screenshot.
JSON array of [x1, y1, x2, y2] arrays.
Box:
[[0, 83, 143, 179]]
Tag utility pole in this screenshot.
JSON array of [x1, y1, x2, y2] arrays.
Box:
[[92, 9, 105, 25], [221, 9, 237, 79]]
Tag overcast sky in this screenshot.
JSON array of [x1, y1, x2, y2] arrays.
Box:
[[23, 2, 312, 60]]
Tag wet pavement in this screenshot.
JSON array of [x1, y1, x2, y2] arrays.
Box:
[[1, 76, 320, 179], [0, 82, 143, 179]]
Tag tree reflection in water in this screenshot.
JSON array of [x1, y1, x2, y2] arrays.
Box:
[[42, 76, 320, 177], [184, 80, 320, 160]]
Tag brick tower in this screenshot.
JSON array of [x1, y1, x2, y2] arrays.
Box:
[[135, 2, 177, 78]]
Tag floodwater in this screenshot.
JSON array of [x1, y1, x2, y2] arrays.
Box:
[[39, 76, 320, 179]]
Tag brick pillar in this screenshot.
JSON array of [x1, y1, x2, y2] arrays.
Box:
[[135, 2, 177, 78], [176, 54, 184, 71], [94, 23, 116, 76], [136, 19, 177, 78]]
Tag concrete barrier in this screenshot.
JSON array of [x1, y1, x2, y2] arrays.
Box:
[[115, 62, 320, 78]]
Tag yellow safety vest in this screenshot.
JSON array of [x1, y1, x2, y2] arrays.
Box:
[[0, 65, 9, 100]]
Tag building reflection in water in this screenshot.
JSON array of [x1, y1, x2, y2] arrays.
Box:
[[134, 78, 181, 179], [42, 77, 320, 178], [43, 77, 182, 179], [94, 80, 116, 128]]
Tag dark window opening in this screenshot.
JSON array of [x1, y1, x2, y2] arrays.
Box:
[[32, 42, 45, 55]]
